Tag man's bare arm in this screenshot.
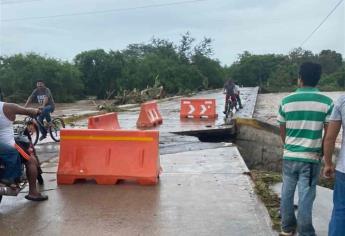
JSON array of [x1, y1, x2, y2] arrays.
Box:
[[24, 95, 32, 107], [324, 121, 341, 165], [323, 121, 341, 177], [3, 103, 39, 121]]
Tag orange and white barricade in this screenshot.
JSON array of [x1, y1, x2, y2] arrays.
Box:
[[88, 112, 120, 130], [180, 98, 217, 119], [136, 101, 163, 128], [57, 129, 160, 185]]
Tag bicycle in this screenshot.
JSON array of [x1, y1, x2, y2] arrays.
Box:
[[21, 115, 65, 146]]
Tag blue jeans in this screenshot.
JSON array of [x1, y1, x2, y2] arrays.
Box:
[[329, 171, 345, 236], [0, 142, 22, 182], [281, 160, 320, 236], [38, 105, 54, 136]]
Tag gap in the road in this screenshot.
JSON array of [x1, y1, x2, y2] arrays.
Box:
[[173, 120, 282, 172], [172, 127, 236, 143]]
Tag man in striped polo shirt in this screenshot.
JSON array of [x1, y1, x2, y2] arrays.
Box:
[[278, 62, 333, 236]]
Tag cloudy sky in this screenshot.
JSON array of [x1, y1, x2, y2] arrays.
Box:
[[0, 0, 344, 65]]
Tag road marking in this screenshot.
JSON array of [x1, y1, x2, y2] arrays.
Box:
[[61, 136, 154, 142], [200, 105, 207, 115], [188, 105, 195, 114]]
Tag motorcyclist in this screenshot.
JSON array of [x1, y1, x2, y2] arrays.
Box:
[[233, 83, 243, 109], [0, 101, 48, 201], [223, 79, 237, 114]]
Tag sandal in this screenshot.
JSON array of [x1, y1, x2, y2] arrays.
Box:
[[25, 194, 48, 202]]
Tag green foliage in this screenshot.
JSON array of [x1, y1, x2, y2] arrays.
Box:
[[319, 50, 343, 75], [74, 49, 124, 99], [73, 33, 225, 98], [1, 33, 225, 102], [0, 36, 344, 103], [228, 52, 286, 87], [0, 53, 84, 102], [227, 48, 344, 92]]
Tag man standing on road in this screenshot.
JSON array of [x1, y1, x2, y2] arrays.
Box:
[[277, 62, 333, 236], [0, 101, 48, 201], [25, 80, 55, 141], [323, 95, 345, 236]]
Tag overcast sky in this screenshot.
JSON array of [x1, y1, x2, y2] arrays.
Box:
[[0, 0, 344, 65]]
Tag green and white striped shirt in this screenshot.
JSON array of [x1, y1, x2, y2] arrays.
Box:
[[277, 87, 333, 163]]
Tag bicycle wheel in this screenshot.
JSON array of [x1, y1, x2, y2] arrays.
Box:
[[27, 123, 39, 146], [49, 118, 65, 142]]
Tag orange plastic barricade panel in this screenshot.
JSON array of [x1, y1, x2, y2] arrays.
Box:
[[180, 98, 218, 119], [57, 129, 160, 185], [136, 101, 163, 128], [88, 112, 120, 130]]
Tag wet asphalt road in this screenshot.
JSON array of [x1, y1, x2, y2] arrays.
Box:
[[0, 87, 276, 236]]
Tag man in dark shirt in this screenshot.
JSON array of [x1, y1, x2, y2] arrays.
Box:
[[223, 79, 236, 114], [25, 80, 55, 141]]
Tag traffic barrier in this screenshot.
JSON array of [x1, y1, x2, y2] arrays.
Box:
[[57, 129, 160, 185], [180, 98, 218, 119], [136, 101, 163, 128], [88, 112, 120, 130]]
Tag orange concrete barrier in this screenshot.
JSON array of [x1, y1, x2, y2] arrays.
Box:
[[180, 98, 218, 119], [88, 112, 120, 130], [136, 101, 163, 128], [57, 129, 160, 185]]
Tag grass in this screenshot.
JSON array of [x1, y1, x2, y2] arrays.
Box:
[[250, 170, 282, 231], [318, 176, 335, 190], [250, 169, 335, 232]]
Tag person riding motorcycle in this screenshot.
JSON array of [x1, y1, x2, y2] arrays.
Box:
[[223, 79, 237, 114], [233, 83, 243, 109], [0, 101, 48, 201]]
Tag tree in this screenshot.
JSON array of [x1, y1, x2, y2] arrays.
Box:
[[178, 32, 195, 63], [318, 50, 343, 74], [0, 53, 84, 102], [74, 49, 124, 99]]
